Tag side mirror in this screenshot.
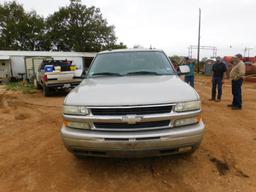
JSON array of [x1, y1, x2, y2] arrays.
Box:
[[81, 70, 88, 78], [178, 65, 190, 75]]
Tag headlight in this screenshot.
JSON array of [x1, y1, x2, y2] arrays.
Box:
[[63, 105, 89, 115], [175, 101, 201, 112], [174, 117, 200, 127]]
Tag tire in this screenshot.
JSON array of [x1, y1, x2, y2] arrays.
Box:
[[33, 78, 41, 89], [74, 152, 89, 159], [43, 85, 52, 97]]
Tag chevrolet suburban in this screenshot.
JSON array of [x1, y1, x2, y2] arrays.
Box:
[[61, 49, 204, 158]]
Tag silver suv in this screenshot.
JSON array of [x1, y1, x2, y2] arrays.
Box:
[[61, 49, 204, 157]]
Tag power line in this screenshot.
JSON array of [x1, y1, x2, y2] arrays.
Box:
[[188, 45, 217, 58]]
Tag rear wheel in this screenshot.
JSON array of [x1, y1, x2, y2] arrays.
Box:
[[43, 85, 52, 97]]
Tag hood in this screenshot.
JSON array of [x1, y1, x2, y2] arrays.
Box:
[[64, 75, 199, 106]]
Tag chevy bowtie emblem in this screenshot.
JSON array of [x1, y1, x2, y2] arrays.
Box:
[[122, 115, 143, 124]]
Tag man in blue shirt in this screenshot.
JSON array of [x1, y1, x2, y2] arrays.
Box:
[[184, 57, 195, 87]]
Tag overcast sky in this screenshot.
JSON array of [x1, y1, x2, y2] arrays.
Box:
[[1, 0, 256, 57]]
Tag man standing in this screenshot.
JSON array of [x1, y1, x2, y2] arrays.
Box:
[[184, 57, 195, 87], [209, 57, 227, 102], [228, 54, 245, 110]]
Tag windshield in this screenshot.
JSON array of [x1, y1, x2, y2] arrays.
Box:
[[88, 51, 175, 77]]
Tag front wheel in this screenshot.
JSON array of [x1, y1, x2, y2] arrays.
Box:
[[74, 153, 88, 159]]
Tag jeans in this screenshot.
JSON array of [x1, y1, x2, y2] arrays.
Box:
[[212, 76, 223, 100], [185, 75, 194, 87], [232, 79, 243, 107]]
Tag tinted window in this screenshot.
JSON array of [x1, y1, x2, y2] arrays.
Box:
[[88, 51, 175, 77]]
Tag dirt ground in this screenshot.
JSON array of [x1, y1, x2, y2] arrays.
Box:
[[0, 76, 256, 192]]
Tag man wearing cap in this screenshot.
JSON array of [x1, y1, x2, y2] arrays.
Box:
[[228, 54, 245, 110], [209, 57, 227, 102]]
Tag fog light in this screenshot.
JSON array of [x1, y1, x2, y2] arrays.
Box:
[[64, 121, 91, 129], [174, 117, 199, 127]]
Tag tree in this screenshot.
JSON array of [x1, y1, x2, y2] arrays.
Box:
[[0, 1, 45, 50], [170, 55, 184, 65], [0, 0, 126, 51], [46, 0, 124, 52], [108, 42, 127, 50]]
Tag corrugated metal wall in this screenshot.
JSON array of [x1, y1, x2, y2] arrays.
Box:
[[25, 57, 51, 80]]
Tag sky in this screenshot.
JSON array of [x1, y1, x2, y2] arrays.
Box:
[[1, 0, 256, 58]]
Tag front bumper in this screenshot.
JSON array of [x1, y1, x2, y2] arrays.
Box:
[[61, 121, 205, 157]]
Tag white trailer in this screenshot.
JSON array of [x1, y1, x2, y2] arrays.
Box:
[[0, 51, 97, 81]]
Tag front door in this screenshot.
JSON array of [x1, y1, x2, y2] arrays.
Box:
[[0, 61, 11, 79]]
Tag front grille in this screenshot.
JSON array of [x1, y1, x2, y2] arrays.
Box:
[[90, 105, 172, 116], [94, 120, 170, 130]]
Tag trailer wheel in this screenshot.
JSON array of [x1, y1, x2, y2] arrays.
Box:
[[33, 78, 41, 89], [43, 85, 51, 97]]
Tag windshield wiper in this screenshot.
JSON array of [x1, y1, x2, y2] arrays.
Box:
[[90, 72, 123, 77], [125, 71, 162, 76]]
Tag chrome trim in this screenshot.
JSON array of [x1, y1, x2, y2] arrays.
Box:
[[63, 110, 201, 123], [86, 103, 175, 109], [90, 121, 173, 132], [63, 103, 201, 132]]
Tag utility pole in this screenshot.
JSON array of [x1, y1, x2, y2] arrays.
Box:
[[197, 8, 201, 73], [248, 48, 253, 57], [244, 48, 247, 58], [244, 47, 253, 57]]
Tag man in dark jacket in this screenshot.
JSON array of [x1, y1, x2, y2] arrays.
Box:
[[209, 57, 227, 102]]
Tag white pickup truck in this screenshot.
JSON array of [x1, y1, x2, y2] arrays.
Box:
[[61, 49, 205, 158], [34, 60, 83, 96]]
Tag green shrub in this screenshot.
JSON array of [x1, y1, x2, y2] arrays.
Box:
[[5, 82, 37, 94]]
